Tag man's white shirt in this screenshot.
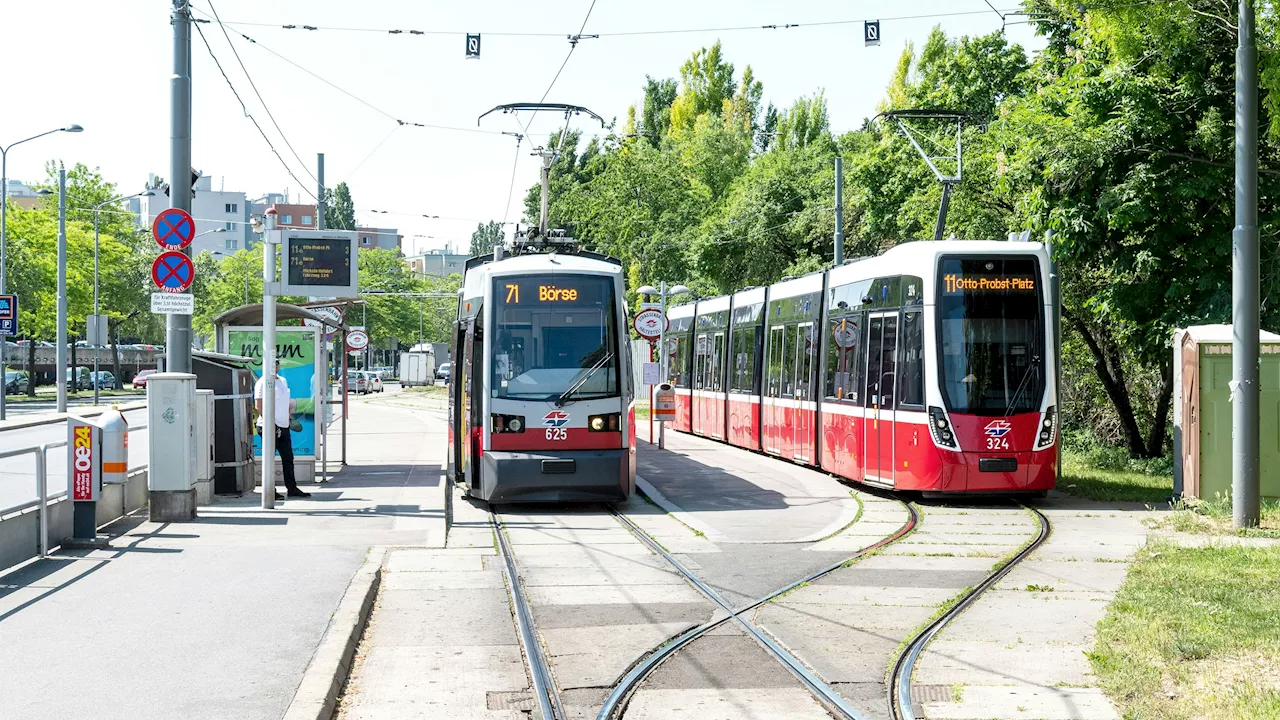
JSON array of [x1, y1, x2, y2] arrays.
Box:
[[253, 375, 291, 429]]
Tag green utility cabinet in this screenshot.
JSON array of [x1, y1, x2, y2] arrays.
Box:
[[1173, 325, 1280, 501]]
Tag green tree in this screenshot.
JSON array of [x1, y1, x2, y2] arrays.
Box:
[[470, 220, 505, 256], [324, 182, 356, 230]]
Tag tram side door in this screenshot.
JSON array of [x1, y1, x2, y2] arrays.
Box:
[[764, 325, 786, 454], [463, 319, 484, 490], [863, 313, 898, 486], [792, 323, 814, 462], [693, 332, 708, 434]]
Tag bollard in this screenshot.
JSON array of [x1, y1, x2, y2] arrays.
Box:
[[100, 406, 129, 485]]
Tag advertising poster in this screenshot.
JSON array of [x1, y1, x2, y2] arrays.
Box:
[[227, 327, 318, 457]]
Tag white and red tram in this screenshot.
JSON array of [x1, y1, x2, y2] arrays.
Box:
[[447, 242, 637, 503], [666, 240, 1057, 494]]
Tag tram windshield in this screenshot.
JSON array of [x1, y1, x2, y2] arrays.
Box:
[[937, 256, 1045, 416], [490, 274, 620, 401]]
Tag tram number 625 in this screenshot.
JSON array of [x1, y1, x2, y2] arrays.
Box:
[[545, 428, 567, 441]]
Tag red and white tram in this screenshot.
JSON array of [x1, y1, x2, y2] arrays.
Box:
[[665, 240, 1057, 494], [447, 238, 637, 503]]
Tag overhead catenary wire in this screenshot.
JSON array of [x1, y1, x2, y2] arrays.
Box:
[[192, 22, 320, 202], [205, 0, 318, 185], [198, 8, 1022, 39]]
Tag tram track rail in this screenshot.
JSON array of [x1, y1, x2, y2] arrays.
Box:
[[491, 510, 567, 720], [598, 496, 921, 720], [888, 504, 1052, 720]]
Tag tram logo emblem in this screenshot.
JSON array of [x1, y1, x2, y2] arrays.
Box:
[[984, 420, 1012, 438], [543, 411, 570, 427]]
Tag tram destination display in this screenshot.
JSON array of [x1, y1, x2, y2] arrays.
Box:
[[278, 230, 359, 297]]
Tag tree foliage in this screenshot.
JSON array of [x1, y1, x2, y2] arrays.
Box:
[[324, 182, 356, 230], [470, 220, 505, 257]]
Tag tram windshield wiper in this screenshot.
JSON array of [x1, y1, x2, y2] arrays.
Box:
[[555, 352, 615, 407]]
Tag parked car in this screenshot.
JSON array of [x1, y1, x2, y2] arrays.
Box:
[[89, 370, 117, 390], [132, 369, 157, 389], [436, 362, 451, 382], [65, 367, 92, 390], [362, 371, 384, 393], [4, 370, 28, 395], [346, 372, 367, 394]]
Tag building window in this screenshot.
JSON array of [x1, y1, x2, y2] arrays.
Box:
[[225, 203, 238, 213], [225, 238, 237, 250], [302, 215, 312, 226], [282, 215, 293, 224], [361, 236, 370, 244], [225, 221, 234, 231]]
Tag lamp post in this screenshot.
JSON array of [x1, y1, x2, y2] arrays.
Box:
[[636, 282, 690, 449], [91, 190, 154, 405], [0, 124, 82, 420]]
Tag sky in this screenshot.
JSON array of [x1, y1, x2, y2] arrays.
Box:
[[0, 0, 1043, 256]]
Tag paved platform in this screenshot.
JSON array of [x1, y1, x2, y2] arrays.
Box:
[[0, 392, 444, 720]]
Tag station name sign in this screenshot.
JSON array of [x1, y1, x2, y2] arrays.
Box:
[[942, 274, 1036, 294], [279, 230, 359, 297]]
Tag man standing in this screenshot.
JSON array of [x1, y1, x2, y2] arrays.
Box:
[[254, 358, 311, 499]]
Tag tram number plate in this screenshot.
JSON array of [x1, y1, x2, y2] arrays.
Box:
[[986, 437, 1010, 450], [546, 428, 568, 441]]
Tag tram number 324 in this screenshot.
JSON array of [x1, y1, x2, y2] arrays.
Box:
[[986, 437, 1010, 450], [546, 428, 568, 441]]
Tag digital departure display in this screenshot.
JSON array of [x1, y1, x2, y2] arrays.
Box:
[[498, 276, 610, 305], [942, 274, 1036, 293], [288, 237, 352, 287]]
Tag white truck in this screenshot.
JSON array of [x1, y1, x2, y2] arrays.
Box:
[[399, 348, 436, 387]]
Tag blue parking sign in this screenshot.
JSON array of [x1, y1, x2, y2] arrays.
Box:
[[0, 294, 18, 336]]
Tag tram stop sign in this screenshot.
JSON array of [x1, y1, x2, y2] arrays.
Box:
[[633, 308, 667, 340]]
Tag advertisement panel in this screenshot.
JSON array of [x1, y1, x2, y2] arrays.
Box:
[[225, 327, 319, 457], [68, 419, 100, 501]]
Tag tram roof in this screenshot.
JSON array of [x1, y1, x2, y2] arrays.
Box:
[[829, 239, 1049, 286], [465, 251, 622, 279]]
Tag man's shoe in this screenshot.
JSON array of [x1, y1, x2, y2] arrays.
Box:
[[274, 492, 285, 500], [287, 489, 312, 498]]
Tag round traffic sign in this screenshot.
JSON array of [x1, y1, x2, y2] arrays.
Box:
[[151, 251, 195, 293], [633, 308, 667, 340], [303, 306, 344, 340], [346, 329, 370, 351], [151, 208, 196, 250]]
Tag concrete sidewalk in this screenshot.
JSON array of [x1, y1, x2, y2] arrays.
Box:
[[0, 395, 445, 720]]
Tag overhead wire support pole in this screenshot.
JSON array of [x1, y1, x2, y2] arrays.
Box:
[[168, 0, 194, 374], [879, 109, 967, 243], [834, 157, 844, 265], [1233, 0, 1260, 528]]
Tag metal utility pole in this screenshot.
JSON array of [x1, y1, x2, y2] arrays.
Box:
[[537, 150, 554, 234], [0, 123, 81, 420], [167, 0, 194, 374], [55, 167, 68, 413], [1233, 0, 1260, 528], [834, 157, 845, 265], [316, 153, 325, 230], [261, 209, 279, 509], [657, 281, 667, 450]]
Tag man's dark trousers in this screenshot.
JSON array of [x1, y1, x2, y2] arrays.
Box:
[[274, 426, 301, 493]]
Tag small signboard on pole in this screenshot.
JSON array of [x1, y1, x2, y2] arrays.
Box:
[[279, 230, 359, 297], [0, 294, 17, 336], [864, 20, 881, 46], [642, 362, 661, 386], [86, 314, 109, 346], [151, 292, 195, 315]]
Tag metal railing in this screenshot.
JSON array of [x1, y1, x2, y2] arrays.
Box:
[[0, 423, 148, 558]]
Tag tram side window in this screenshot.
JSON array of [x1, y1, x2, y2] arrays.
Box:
[[731, 326, 759, 393], [900, 310, 924, 408], [712, 333, 725, 392], [826, 314, 861, 403], [795, 324, 814, 400], [672, 335, 690, 389], [766, 326, 785, 397], [694, 333, 709, 390], [780, 326, 794, 397]]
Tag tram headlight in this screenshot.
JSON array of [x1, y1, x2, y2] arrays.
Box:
[[491, 413, 526, 433], [928, 406, 959, 450], [588, 412, 621, 432], [1034, 406, 1057, 450]]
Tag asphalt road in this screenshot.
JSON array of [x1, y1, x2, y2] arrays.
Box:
[[0, 406, 150, 513]]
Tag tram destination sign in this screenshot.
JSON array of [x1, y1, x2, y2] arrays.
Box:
[[279, 230, 359, 297], [942, 274, 1036, 294]]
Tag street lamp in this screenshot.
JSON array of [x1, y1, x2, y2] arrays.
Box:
[[636, 282, 690, 449], [0, 123, 82, 420], [90, 189, 155, 405]]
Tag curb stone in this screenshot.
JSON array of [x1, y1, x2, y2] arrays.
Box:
[[283, 547, 387, 720]]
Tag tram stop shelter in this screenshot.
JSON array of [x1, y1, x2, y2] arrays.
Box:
[[1173, 324, 1280, 501], [211, 303, 351, 485]]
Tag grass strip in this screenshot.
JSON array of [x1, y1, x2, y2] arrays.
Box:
[[1089, 541, 1280, 719], [1058, 452, 1173, 504]]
